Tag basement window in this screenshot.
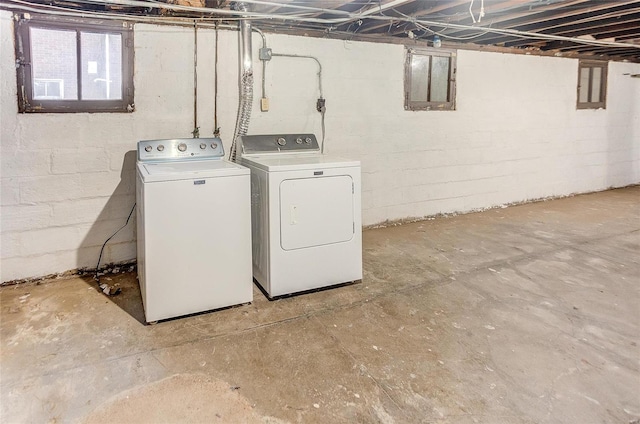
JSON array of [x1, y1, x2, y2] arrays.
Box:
[[15, 14, 134, 113], [404, 47, 456, 111], [577, 60, 607, 110]]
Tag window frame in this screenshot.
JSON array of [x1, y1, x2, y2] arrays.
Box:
[[404, 47, 457, 111], [576, 60, 607, 110], [14, 13, 135, 113]]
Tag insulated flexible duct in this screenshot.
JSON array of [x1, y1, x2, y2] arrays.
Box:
[[230, 72, 253, 161], [230, 1, 253, 162]]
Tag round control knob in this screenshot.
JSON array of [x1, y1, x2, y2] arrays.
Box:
[[276, 137, 286, 146], [199, 143, 206, 150], [144, 145, 152, 152], [211, 143, 218, 149], [305, 137, 312, 144], [296, 137, 303, 144], [157, 145, 164, 151], [177, 143, 187, 152]]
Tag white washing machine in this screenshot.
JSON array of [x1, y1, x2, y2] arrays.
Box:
[[136, 138, 252, 323], [237, 134, 362, 298]]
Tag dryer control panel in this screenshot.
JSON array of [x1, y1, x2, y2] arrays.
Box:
[[239, 134, 319, 155], [137, 138, 225, 162]]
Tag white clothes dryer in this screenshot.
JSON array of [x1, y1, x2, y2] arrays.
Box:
[[238, 134, 362, 298], [136, 138, 252, 323]]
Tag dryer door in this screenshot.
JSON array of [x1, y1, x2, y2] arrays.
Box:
[[280, 175, 354, 250]]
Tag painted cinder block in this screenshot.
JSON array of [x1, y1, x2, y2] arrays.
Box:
[[1, 204, 52, 233], [19, 175, 82, 203], [0, 12, 639, 282], [18, 226, 85, 257], [51, 195, 135, 227], [1, 150, 51, 178], [51, 148, 110, 175], [1, 178, 20, 206]]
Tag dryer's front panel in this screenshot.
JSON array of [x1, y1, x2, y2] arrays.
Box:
[[279, 175, 354, 251]]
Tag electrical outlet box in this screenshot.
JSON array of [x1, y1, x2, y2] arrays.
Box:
[[261, 97, 269, 112], [259, 48, 272, 61]]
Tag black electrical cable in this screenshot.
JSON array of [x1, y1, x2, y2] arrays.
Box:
[[94, 202, 136, 296]]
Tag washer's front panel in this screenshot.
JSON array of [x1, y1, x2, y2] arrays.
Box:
[[137, 138, 224, 162], [140, 174, 252, 322], [279, 176, 354, 251]]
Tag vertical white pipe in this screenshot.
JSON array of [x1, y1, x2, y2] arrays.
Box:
[[105, 33, 110, 99]]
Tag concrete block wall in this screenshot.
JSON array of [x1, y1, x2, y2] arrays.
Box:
[[1, 16, 224, 281], [1, 10, 639, 282], [245, 35, 639, 225]]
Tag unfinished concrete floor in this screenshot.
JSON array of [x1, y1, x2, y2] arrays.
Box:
[[1, 187, 639, 423]]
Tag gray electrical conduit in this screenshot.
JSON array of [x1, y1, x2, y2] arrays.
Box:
[[270, 53, 326, 153], [271, 53, 323, 98], [250, 26, 326, 153], [250, 29, 326, 104]]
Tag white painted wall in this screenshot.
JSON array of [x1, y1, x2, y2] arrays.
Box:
[[1, 10, 639, 282], [254, 35, 639, 224]]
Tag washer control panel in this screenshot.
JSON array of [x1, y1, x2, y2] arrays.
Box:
[[137, 138, 224, 162], [238, 134, 319, 155]]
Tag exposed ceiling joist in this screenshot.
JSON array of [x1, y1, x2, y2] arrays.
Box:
[[0, 0, 638, 61], [358, 0, 471, 34], [467, 3, 640, 44], [438, 0, 593, 37]]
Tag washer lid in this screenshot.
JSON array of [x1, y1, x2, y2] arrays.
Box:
[[137, 159, 249, 182], [240, 153, 360, 172]]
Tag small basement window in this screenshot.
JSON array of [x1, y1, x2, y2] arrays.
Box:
[[15, 14, 134, 113], [404, 47, 456, 111], [577, 60, 607, 110]]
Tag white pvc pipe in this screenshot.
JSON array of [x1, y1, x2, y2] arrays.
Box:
[[105, 33, 110, 99]]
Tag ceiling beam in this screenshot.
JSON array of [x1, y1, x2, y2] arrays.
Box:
[[418, 0, 530, 25], [303, 1, 365, 19], [550, 19, 640, 38], [358, 0, 470, 34], [612, 33, 640, 41], [556, 45, 640, 55], [440, 0, 593, 36], [503, 10, 640, 47], [387, 0, 531, 36], [470, 1, 640, 43]]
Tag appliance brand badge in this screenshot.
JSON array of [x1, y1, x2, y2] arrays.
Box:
[[314, 171, 324, 176], [194, 180, 205, 185]]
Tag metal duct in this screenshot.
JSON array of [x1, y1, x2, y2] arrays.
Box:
[[238, 6, 252, 74], [230, 1, 254, 162]]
